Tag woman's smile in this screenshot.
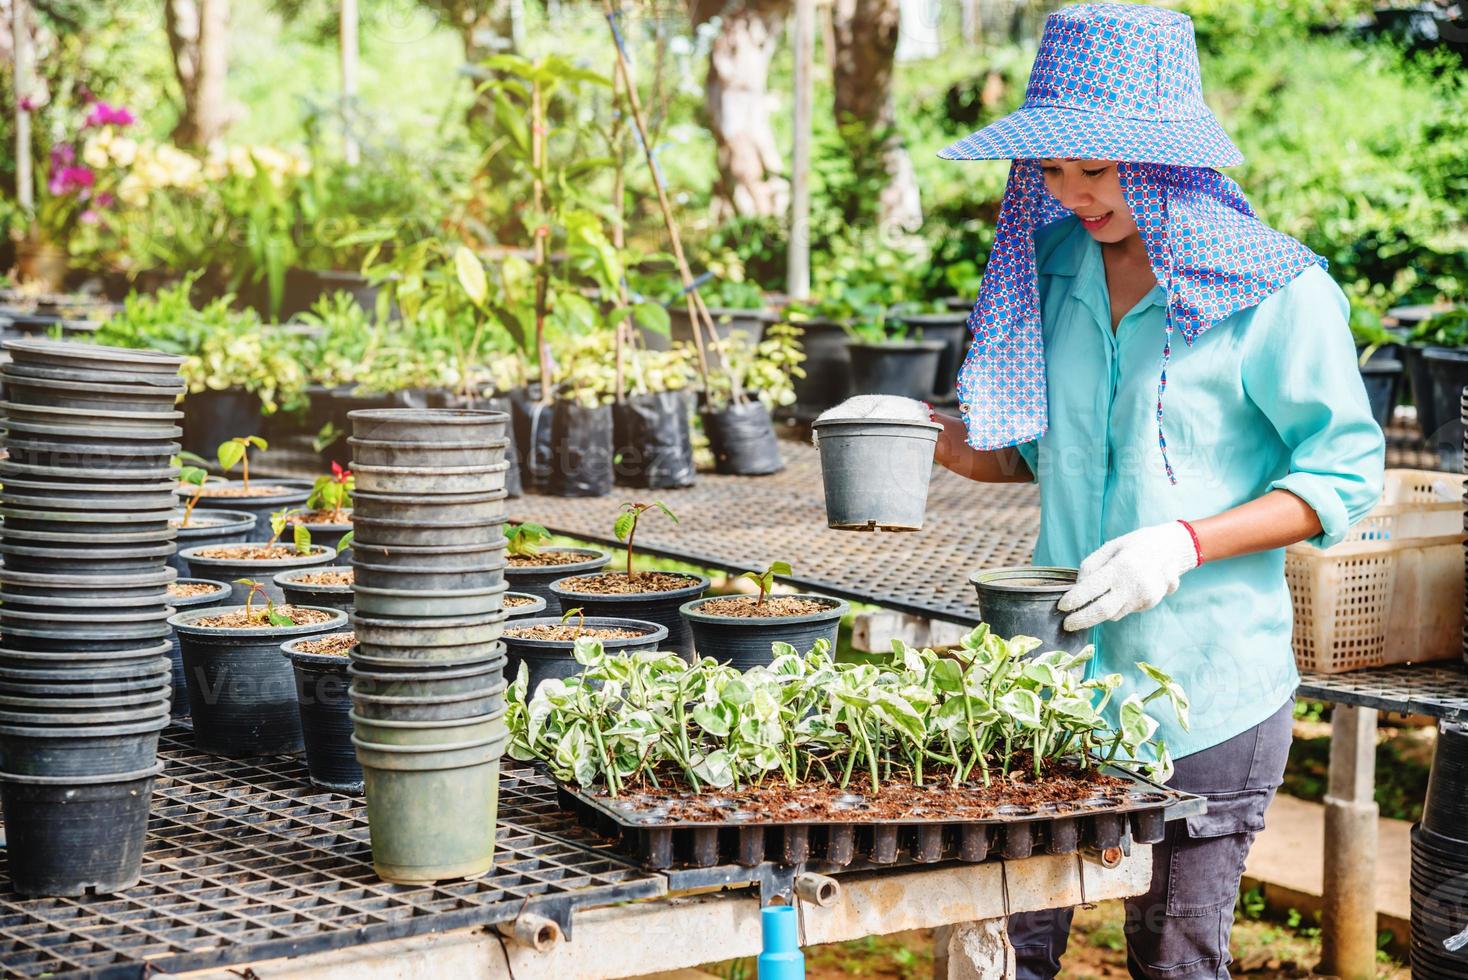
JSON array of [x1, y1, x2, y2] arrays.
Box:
[[1077, 212, 1112, 232]]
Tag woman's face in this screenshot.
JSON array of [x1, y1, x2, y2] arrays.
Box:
[[1039, 159, 1138, 244]]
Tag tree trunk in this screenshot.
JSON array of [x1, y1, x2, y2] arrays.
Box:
[[831, 0, 922, 233], [692, 0, 791, 222], [166, 0, 231, 147]]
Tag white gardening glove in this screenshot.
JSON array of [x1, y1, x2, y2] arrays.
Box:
[[812, 395, 932, 446], [1057, 521, 1200, 632]]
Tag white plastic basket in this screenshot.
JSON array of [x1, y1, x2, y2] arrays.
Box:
[[1286, 469, 1465, 674]]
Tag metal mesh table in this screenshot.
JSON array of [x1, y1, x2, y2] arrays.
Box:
[[511, 440, 1039, 624], [1297, 663, 1468, 720], [0, 731, 665, 980]]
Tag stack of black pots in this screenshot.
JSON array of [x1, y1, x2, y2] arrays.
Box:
[[345, 408, 511, 884], [1411, 722, 1468, 978], [0, 338, 186, 896]]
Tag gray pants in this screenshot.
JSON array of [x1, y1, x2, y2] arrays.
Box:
[[1007, 698, 1294, 979]]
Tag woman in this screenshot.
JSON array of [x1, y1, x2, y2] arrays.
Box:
[[860, 5, 1384, 977]]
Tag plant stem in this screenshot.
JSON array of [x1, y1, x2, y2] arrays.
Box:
[[624, 510, 638, 579]]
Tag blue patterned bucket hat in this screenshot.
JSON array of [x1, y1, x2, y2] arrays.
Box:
[[942, 3, 1323, 483], [939, 4, 1240, 168]]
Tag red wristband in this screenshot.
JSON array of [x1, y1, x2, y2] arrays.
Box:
[[1178, 519, 1204, 567], [921, 401, 936, 422]]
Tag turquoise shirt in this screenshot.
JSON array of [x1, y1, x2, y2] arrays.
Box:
[[1013, 216, 1385, 760]]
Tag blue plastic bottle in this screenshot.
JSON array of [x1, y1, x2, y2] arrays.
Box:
[[757, 905, 805, 980]]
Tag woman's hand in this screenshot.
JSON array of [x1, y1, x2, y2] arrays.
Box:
[[1058, 521, 1199, 631]]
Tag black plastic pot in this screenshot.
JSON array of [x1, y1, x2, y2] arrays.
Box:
[[281, 634, 361, 793], [2, 358, 185, 389], [4, 337, 183, 375], [349, 488, 507, 526], [351, 538, 508, 571], [789, 318, 852, 418], [1422, 721, 1468, 843], [894, 311, 969, 399], [548, 401, 614, 498], [548, 572, 708, 659], [505, 592, 548, 620], [180, 388, 263, 455], [505, 548, 610, 608], [276, 267, 381, 321], [970, 566, 1089, 656], [0, 458, 178, 485], [347, 436, 508, 469], [1359, 353, 1402, 429], [503, 617, 667, 691], [169, 605, 348, 757], [659, 305, 767, 352], [164, 578, 230, 717], [350, 555, 506, 592], [349, 653, 505, 699], [0, 605, 174, 641], [0, 505, 175, 536], [3, 437, 178, 473], [169, 508, 258, 571], [179, 544, 336, 602], [290, 515, 353, 564], [0, 639, 172, 675], [1, 475, 177, 512], [0, 536, 175, 574], [348, 407, 510, 443], [613, 391, 695, 489], [350, 610, 508, 655], [483, 395, 522, 498], [679, 595, 848, 668], [3, 374, 183, 415], [0, 589, 169, 618], [349, 676, 507, 723], [0, 711, 168, 778], [275, 567, 354, 614], [846, 340, 946, 401], [510, 388, 554, 492], [186, 480, 314, 542], [1, 623, 173, 654], [700, 400, 785, 476], [0, 763, 160, 896], [1402, 343, 1449, 437], [349, 461, 508, 496], [0, 565, 176, 601], [1423, 348, 1468, 468], [350, 513, 506, 548]]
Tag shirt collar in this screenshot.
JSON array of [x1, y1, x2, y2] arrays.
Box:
[[1041, 218, 1167, 321]]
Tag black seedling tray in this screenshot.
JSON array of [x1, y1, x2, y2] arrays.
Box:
[[555, 768, 1204, 871]]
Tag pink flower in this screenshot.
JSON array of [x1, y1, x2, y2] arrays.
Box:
[[47, 165, 94, 196], [18, 96, 37, 112], [79, 209, 101, 225], [96, 191, 116, 208], [49, 143, 74, 168], [83, 101, 135, 128]]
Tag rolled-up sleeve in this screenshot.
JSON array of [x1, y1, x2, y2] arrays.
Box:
[[1241, 266, 1385, 548]]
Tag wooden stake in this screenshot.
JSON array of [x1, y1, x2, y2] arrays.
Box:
[[531, 79, 553, 403], [13, 0, 34, 213]]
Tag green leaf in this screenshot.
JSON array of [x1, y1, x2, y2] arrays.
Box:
[[613, 511, 636, 542], [654, 502, 679, 524], [631, 302, 671, 336], [692, 704, 731, 737], [335, 530, 354, 555], [572, 637, 605, 667], [454, 245, 489, 307], [292, 522, 311, 555], [929, 659, 964, 693], [768, 561, 792, 577], [266, 606, 295, 627], [217, 440, 246, 473], [998, 689, 1043, 728], [1119, 695, 1159, 748]]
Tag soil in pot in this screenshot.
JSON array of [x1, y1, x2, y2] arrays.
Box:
[[504, 593, 546, 619], [283, 632, 361, 792], [679, 595, 847, 668], [969, 566, 1087, 656], [502, 616, 668, 691], [846, 340, 946, 401], [169, 508, 257, 571], [276, 567, 354, 614], [548, 572, 708, 659], [187, 479, 314, 542], [613, 391, 695, 490], [505, 548, 610, 608], [181, 543, 335, 602], [170, 604, 347, 757], [700, 400, 784, 476], [287, 509, 354, 562], [164, 577, 230, 716]]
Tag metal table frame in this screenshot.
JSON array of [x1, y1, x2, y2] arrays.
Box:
[[1296, 662, 1467, 979]]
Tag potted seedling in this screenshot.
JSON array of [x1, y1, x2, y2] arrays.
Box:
[[170, 454, 257, 570], [185, 435, 314, 540], [548, 502, 707, 658], [163, 577, 231, 716], [168, 579, 346, 757], [679, 561, 848, 668], [503, 610, 669, 691], [178, 507, 335, 603], [503, 522, 610, 608], [285, 461, 355, 562], [280, 629, 361, 792], [274, 554, 354, 614]]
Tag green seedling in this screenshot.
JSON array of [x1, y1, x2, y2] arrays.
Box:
[[175, 452, 213, 528], [335, 530, 354, 555], [268, 508, 313, 555], [560, 606, 586, 639], [614, 501, 677, 580], [505, 625, 1189, 799], [740, 561, 792, 608], [235, 579, 295, 627], [506, 522, 552, 558], [217, 434, 268, 490]]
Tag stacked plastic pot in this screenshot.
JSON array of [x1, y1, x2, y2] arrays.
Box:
[[0, 338, 185, 896], [346, 408, 511, 884]]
